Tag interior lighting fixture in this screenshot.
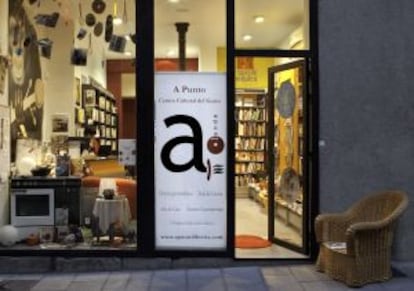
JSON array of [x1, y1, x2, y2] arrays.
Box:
[[254, 15, 265, 23], [124, 34, 131, 41], [124, 51, 132, 56], [113, 17, 123, 26], [168, 0, 180, 3], [112, 1, 123, 25], [242, 34, 252, 41], [167, 49, 175, 57]]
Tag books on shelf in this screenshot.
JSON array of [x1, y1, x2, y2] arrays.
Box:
[[235, 89, 267, 187]]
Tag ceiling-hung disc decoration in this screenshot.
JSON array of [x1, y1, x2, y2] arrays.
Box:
[[105, 15, 114, 42], [92, 0, 106, 14], [85, 13, 96, 27], [279, 167, 300, 205], [94, 22, 103, 37], [276, 80, 296, 118]]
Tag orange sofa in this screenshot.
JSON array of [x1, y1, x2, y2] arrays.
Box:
[[81, 176, 137, 220]]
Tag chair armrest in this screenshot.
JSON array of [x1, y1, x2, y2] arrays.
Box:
[[315, 212, 351, 243], [345, 220, 395, 256]]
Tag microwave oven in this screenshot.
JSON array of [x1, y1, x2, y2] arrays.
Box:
[[11, 188, 54, 226], [10, 177, 81, 226]]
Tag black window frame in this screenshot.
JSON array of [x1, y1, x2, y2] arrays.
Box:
[[0, 0, 318, 259]]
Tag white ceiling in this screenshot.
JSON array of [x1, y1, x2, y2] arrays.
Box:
[[109, 0, 306, 59], [72, 0, 306, 60], [154, 0, 305, 59]]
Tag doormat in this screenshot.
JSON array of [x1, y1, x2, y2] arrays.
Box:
[[235, 234, 272, 249]]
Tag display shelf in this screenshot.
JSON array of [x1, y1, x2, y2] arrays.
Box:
[[235, 89, 267, 187], [79, 82, 118, 153]]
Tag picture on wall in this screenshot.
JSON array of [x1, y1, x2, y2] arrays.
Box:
[[8, 1, 43, 161], [84, 89, 96, 107], [51, 113, 69, 134]]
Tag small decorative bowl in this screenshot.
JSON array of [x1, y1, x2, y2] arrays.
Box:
[[103, 189, 115, 200], [31, 166, 52, 177]]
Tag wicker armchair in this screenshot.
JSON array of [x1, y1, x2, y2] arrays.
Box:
[[315, 190, 408, 287]]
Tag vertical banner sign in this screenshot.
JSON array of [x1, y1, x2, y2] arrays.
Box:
[[155, 73, 227, 250]]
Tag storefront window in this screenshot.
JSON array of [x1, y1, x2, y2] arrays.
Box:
[[0, 0, 137, 251], [235, 0, 309, 50], [154, 0, 227, 252], [0, 0, 315, 259]]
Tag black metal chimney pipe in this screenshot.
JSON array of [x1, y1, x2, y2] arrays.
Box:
[[175, 22, 189, 71]]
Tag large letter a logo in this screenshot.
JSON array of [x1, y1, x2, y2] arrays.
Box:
[[161, 115, 207, 173]]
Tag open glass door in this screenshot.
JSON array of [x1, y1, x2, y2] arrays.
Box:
[[267, 59, 308, 254]]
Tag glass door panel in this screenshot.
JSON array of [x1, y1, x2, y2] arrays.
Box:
[[268, 59, 307, 253]]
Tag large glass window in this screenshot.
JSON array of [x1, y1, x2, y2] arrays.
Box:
[[1, 0, 137, 251], [154, 0, 227, 252], [235, 0, 309, 50]]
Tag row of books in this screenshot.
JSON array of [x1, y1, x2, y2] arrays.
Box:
[[235, 175, 256, 187], [235, 137, 265, 150], [236, 108, 265, 121], [235, 162, 265, 174], [235, 151, 264, 162], [237, 123, 266, 136]]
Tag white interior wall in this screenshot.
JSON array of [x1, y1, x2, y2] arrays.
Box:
[[199, 43, 218, 72], [0, 0, 10, 227], [121, 73, 135, 98], [0, 0, 8, 106], [73, 2, 107, 87], [23, 1, 108, 140]]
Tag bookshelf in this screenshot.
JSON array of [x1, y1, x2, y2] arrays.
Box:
[[235, 89, 267, 195], [81, 81, 118, 154]]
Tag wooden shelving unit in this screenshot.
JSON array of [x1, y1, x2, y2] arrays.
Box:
[[81, 80, 118, 154], [234, 89, 267, 196]]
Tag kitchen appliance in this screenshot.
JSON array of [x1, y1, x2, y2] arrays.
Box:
[[11, 177, 81, 229]]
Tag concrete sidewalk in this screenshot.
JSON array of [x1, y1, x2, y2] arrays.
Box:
[[1, 263, 414, 291]]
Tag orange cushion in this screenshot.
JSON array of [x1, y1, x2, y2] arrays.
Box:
[[116, 179, 137, 220], [81, 176, 101, 188]]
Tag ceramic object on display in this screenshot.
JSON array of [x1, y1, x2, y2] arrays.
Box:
[[30, 165, 52, 176], [0, 225, 19, 246], [104, 15, 113, 42], [92, 0, 106, 14], [103, 189, 115, 200], [94, 22, 104, 37], [26, 233, 40, 246], [85, 13, 96, 27]]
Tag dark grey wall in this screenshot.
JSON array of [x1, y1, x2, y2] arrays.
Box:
[[318, 0, 414, 260]]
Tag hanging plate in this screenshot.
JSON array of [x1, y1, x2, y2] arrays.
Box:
[[92, 0, 106, 14], [85, 13, 96, 27], [276, 80, 296, 118], [93, 22, 103, 37], [105, 15, 114, 42]]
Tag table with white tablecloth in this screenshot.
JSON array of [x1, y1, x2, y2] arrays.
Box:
[[92, 197, 131, 237]]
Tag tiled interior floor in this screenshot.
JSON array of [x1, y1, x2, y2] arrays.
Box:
[[235, 197, 308, 259]]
